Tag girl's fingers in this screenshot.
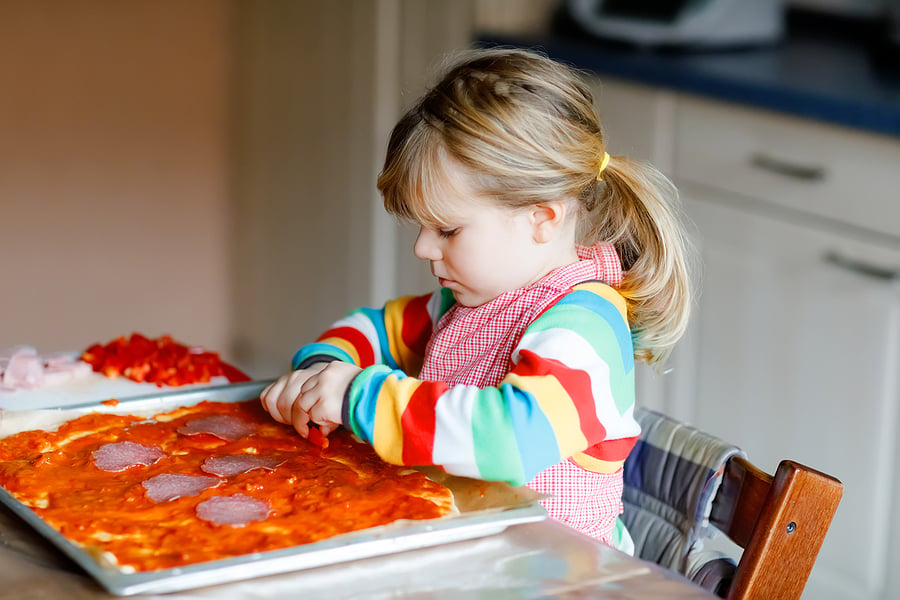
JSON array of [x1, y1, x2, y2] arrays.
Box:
[[317, 421, 339, 437], [290, 399, 311, 438], [261, 363, 345, 439], [276, 373, 306, 424], [260, 377, 288, 423], [299, 374, 319, 396], [306, 393, 337, 429]]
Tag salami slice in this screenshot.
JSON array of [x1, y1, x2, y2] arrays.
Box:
[[176, 415, 257, 441], [92, 442, 165, 472], [195, 494, 270, 527], [201, 455, 286, 477], [142, 474, 220, 502]]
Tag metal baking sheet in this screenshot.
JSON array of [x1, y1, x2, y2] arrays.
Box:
[[0, 381, 547, 596]]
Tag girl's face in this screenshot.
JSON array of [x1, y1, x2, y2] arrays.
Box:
[[412, 160, 562, 307]]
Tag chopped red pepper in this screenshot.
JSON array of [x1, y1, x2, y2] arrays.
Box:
[[80, 333, 249, 387], [306, 426, 329, 449]]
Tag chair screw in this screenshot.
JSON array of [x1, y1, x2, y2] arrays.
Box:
[[786, 521, 796, 534]]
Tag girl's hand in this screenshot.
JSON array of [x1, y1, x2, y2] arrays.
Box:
[[260, 362, 362, 438], [260, 364, 327, 426]]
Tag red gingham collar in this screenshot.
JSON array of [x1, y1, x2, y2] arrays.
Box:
[[420, 242, 622, 387]]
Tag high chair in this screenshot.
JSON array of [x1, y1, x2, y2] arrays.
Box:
[[622, 408, 843, 600]]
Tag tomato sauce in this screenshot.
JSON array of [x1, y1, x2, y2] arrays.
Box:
[[0, 400, 453, 571]]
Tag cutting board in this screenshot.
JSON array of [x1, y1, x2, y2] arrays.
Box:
[[0, 373, 233, 411]]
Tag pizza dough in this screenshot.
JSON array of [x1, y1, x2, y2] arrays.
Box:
[[0, 399, 455, 572]]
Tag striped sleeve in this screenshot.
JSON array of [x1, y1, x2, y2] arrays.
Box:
[[291, 289, 454, 373], [341, 282, 640, 486]]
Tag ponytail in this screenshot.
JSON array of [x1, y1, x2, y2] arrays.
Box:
[[581, 155, 694, 365]]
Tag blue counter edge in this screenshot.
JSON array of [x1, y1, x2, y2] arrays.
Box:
[[478, 34, 900, 138]]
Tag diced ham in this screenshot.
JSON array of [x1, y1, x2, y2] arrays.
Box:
[[42, 357, 93, 387], [43, 352, 77, 368], [0, 347, 93, 392], [2, 348, 44, 390], [92, 441, 166, 472], [201, 455, 286, 477], [141, 473, 220, 502], [176, 416, 257, 441], [195, 494, 270, 526]]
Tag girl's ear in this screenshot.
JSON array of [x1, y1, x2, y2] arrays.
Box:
[[530, 201, 568, 244]]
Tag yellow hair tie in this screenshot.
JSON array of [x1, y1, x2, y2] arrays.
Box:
[[597, 151, 611, 181]]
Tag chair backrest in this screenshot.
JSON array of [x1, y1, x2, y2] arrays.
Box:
[[623, 408, 843, 600], [709, 455, 843, 600]]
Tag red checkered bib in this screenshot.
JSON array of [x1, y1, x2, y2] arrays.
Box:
[[419, 243, 626, 544]]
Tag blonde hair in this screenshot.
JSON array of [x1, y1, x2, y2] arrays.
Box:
[[377, 47, 693, 364]]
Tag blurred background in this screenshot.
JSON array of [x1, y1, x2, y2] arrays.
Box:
[[2, 0, 567, 375], [1, 0, 478, 374], [1, 2, 899, 599], [2, 0, 897, 375]]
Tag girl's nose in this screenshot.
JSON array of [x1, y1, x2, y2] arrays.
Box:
[[413, 227, 441, 261]]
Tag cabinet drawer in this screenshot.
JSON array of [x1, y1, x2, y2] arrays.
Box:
[[673, 96, 900, 239]]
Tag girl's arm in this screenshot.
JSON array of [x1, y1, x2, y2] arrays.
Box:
[[341, 282, 640, 486], [291, 289, 455, 375]]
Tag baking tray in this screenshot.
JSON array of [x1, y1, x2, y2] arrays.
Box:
[[0, 381, 547, 596]]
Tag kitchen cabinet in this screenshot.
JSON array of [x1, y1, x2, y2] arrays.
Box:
[[682, 186, 900, 600], [593, 78, 900, 600]]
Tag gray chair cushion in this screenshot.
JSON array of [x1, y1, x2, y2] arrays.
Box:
[[622, 408, 746, 595]]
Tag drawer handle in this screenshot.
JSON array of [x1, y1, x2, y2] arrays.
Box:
[[750, 153, 826, 182], [823, 250, 900, 281]]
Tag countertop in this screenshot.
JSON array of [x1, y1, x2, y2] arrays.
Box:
[[479, 12, 900, 137], [0, 507, 718, 599]]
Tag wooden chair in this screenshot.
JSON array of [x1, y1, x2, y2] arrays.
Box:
[[622, 408, 843, 600], [708, 455, 843, 600]]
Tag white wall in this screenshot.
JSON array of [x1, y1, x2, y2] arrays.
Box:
[[0, 0, 475, 376], [0, 0, 233, 358]]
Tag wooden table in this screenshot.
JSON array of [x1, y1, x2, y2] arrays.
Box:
[[0, 504, 716, 599], [0, 378, 717, 598]]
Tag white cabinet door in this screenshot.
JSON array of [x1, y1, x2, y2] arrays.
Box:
[[680, 185, 900, 600]]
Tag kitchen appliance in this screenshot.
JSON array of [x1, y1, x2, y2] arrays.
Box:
[[565, 0, 786, 48]]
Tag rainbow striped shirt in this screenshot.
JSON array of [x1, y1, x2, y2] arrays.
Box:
[[292, 282, 639, 487]]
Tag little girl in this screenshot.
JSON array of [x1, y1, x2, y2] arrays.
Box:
[[261, 47, 692, 553]]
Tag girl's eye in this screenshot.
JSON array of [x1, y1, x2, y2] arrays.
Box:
[[438, 228, 459, 239]]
